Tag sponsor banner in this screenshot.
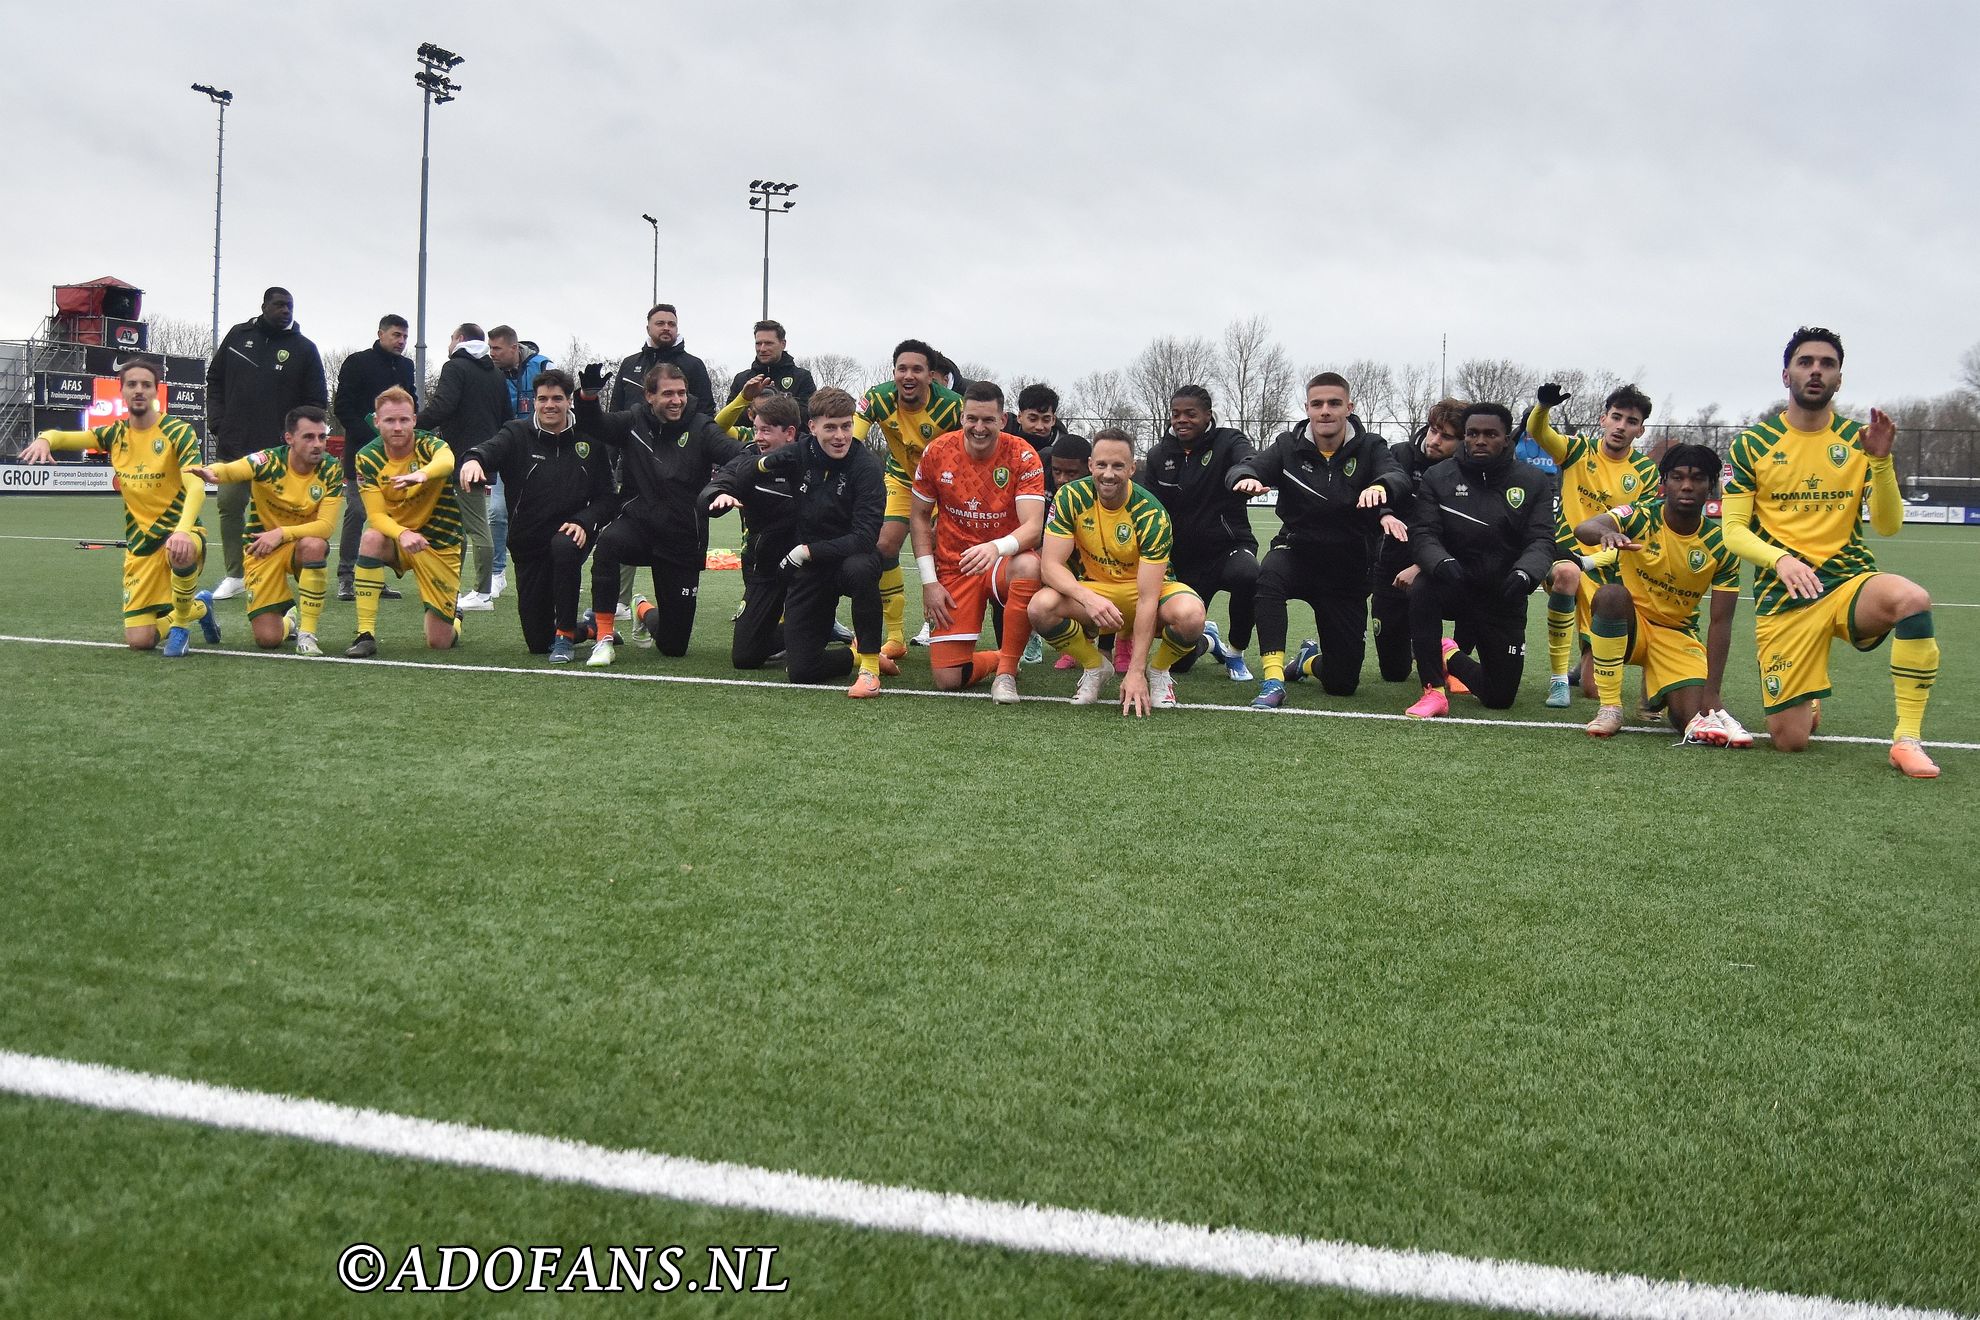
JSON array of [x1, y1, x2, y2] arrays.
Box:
[[33, 372, 93, 408], [0, 463, 117, 493], [1904, 505, 1950, 524], [105, 318, 148, 351]]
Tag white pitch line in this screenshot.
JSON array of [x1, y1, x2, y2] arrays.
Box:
[[0, 1051, 1960, 1320], [3, 634, 1973, 753]]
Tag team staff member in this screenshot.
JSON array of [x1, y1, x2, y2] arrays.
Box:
[[1370, 400, 1463, 683], [333, 314, 416, 601], [206, 286, 327, 599], [1137, 384, 1258, 679], [190, 404, 342, 655], [612, 303, 713, 413], [577, 362, 744, 665], [1404, 403, 1556, 716], [702, 394, 803, 669], [22, 357, 219, 655], [458, 370, 617, 663], [713, 388, 888, 694], [1234, 372, 1406, 708], [727, 320, 816, 414]]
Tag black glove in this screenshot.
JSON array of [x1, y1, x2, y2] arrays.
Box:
[[1535, 382, 1569, 409], [579, 362, 609, 394], [1432, 558, 1464, 588], [1502, 568, 1536, 602]]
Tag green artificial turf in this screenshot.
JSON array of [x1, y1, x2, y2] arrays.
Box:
[[0, 495, 1974, 1318]]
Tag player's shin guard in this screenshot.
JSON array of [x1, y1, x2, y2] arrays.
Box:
[[1151, 626, 1194, 671], [355, 557, 386, 635], [1043, 617, 1101, 670], [964, 652, 998, 686], [296, 560, 327, 635], [1547, 592, 1576, 680], [1261, 651, 1285, 681], [170, 563, 205, 629], [879, 564, 906, 646], [1890, 611, 1938, 742], [854, 650, 881, 678], [1589, 613, 1628, 709], [997, 578, 1037, 677]]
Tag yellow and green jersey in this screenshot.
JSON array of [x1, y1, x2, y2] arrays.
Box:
[[1528, 405, 1660, 554], [209, 447, 343, 545], [354, 432, 461, 548], [45, 415, 203, 554], [854, 380, 963, 483], [1045, 478, 1172, 585], [1724, 411, 1876, 615], [1602, 499, 1741, 634]]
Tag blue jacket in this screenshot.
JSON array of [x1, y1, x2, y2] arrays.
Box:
[[504, 345, 553, 417]]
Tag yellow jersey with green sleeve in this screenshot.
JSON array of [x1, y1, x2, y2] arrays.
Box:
[[1723, 411, 1877, 615], [1602, 499, 1741, 635], [1045, 478, 1173, 586], [354, 432, 461, 548], [43, 415, 202, 554], [853, 381, 963, 484], [1528, 405, 1660, 554], [210, 447, 344, 543]]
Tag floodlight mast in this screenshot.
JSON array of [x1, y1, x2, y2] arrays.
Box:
[[746, 180, 799, 321], [413, 44, 465, 385], [191, 84, 233, 353]]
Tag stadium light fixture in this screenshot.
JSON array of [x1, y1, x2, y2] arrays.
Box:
[[191, 84, 233, 357], [413, 43, 465, 384], [746, 180, 800, 321]]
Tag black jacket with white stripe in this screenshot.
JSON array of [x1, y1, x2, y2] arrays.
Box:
[[701, 443, 799, 578], [1407, 445, 1557, 596], [1229, 416, 1404, 578]]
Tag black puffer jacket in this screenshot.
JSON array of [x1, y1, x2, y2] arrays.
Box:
[[1136, 425, 1258, 560], [578, 396, 743, 568], [1231, 416, 1403, 574], [1408, 444, 1557, 595], [207, 317, 328, 459], [418, 346, 512, 451]]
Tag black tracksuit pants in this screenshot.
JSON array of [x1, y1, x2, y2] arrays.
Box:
[[783, 553, 881, 684], [1169, 544, 1258, 671], [731, 568, 788, 669], [510, 529, 594, 654], [1408, 579, 1526, 709], [589, 518, 699, 656], [1255, 544, 1369, 695], [1370, 578, 1414, 683]]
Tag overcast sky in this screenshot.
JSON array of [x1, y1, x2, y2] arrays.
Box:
[[7, 1, 1976, 422]]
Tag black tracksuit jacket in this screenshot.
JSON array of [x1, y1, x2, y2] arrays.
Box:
[[418, 349, 513, 451], [207, 317, 329, 460], [700, 445, 800, 577], [743, 437, 885, 567], [727, 355, 817, 413], [1374, 430, 1448, 582], [611, 340, 714, 415], [463, 417, 618, 552], [332, 342, 418, 451], [577, 397, 744, 568], [1231, 416, 1405, 577], [1136, 425, 1259, 560], [1408, 446, 1557, 597]]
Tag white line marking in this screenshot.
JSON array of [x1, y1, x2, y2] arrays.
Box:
[[0, 1051, 1959, 1320], [3, 634, 1973, 752]]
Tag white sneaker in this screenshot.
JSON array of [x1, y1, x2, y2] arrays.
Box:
[[586, 637, 616, 667], [211, 575, 246, 600], [1148, 668, 1179, 709], [1681, 710, 1724, 745], [1715, 708, 1754, 749], [1072, 665, 1108, 705], [990, 673, 1019, 705], [489, 571, 507, 599], [295, 631, 322, 657], [909, 622, 931, 647], [456, 591, 494, 612], [615, 604, 633, 621]]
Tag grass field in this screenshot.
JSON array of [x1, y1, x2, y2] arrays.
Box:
[[1, 493, 1975, 1318]]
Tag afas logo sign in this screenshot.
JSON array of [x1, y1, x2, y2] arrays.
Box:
[[88, 378, 176, 424]]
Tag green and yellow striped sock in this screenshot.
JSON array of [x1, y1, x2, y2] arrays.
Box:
[[1890, 612, 1938, 742]]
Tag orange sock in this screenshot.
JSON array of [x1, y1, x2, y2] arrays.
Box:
[[636, 599, 656, 630], [592, 609, 616, 642], [998, 577, 1037, 677], [965, 651, 998, 687], [555, 628, 576, 640]]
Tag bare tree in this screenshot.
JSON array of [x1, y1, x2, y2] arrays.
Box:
[[803, 352, 868, 394], [1393, 360, 1443, 437], [1126, 334, 1218, 439], [1313, 357, 1396, 429], [958, 360, 1001, 389], [1213, 316, 1297, 439], [145, 314, 214, 360], [1065, 368, 1143, 443], [1959, 342, 1980, 398], [1452, 357, 1538, 408]]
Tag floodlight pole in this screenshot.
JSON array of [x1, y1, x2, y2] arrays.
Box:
[[747, 180, 799, 321], [642, 213, 659, 305], [192, 84, 233, 352], [413, 44, 465, 388]]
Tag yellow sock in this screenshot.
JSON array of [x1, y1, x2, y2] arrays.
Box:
[[1890, 614, 1938, 741], [1044, 617, 1101, 669], [170, 566, 203, 629], [854, 649, 880, 677], [296, 561, 327, 635], [354, 558, 385, 634], [1151, 626, 1192, 671], [1547, 592, 1576, 680], [879, 563, 905, 645], [1261, 651, 1286, 681], [1589, 614, 1628, 707]]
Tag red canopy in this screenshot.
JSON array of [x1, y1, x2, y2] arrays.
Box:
[[55, 277, 142, 319]]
